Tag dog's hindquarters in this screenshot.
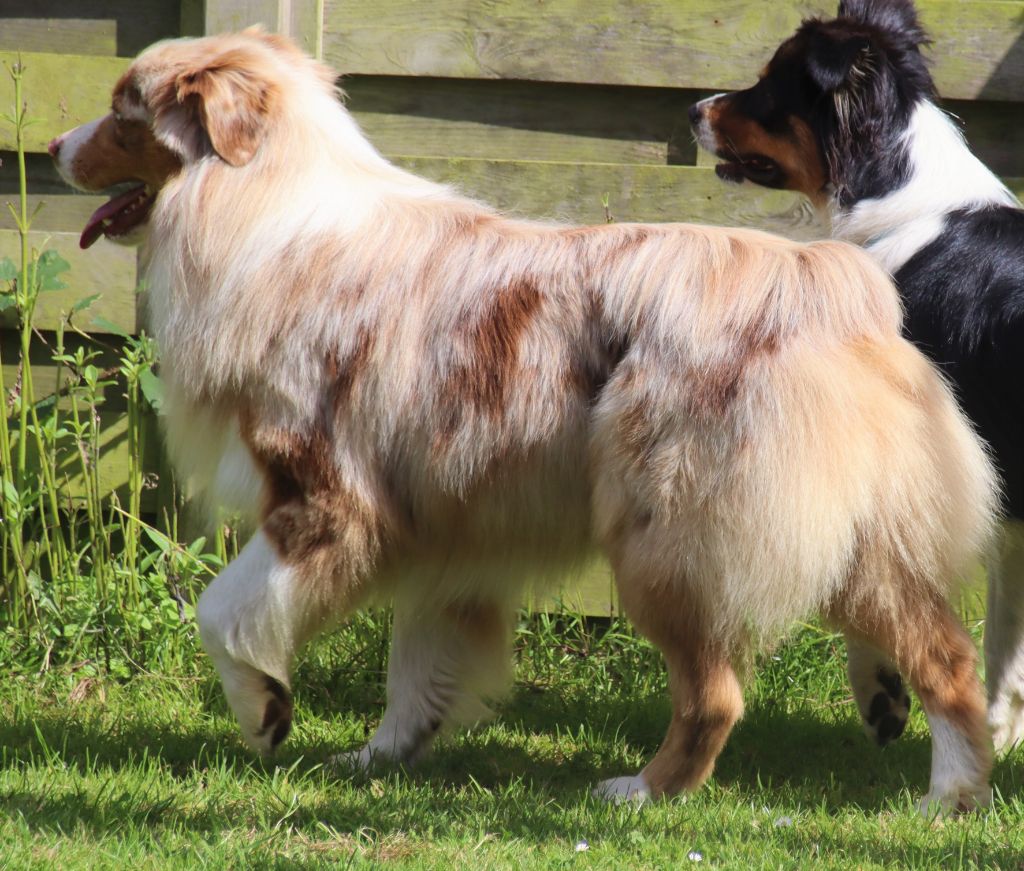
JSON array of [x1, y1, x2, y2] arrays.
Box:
[[591, 320, 996, 807]]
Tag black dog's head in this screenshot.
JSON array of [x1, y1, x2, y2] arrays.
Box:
[[689, 0, 934, 207]]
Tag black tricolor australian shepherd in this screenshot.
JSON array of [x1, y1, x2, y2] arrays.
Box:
[[690, 0, 1024, 753]]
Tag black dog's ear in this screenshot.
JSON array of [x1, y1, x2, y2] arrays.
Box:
[[838, 0, 927, 47], [806, 28, 872, 92]]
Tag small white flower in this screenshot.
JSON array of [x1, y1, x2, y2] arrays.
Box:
[[774, 816, 793, 828], [688, 850, 704, 862], [574, 839, 589, 853]]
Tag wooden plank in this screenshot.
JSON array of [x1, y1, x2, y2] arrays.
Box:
[[398, 158, 827, 238], [949, 99, 1024, 177], [346, 75, 699, 165], [19, 409, 161, 510], [1, 330, 127, 412], [0, 52, 128, 154], [323, 0, 1024, 101], [391, 160, 1024, 238], [0, 1, 182, 58], [0, 230, 139, 334]]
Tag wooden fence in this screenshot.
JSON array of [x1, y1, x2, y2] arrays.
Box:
[[2, 0, 1023, 612]]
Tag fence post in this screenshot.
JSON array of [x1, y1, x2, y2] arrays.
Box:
[[201, 0, 323, 56]]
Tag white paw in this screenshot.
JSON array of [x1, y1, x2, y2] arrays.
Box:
[[989, 689, 1024, 754], [593, 775, 651, 805], [205, 644, 293, 754], [918, 783, 991, 819]]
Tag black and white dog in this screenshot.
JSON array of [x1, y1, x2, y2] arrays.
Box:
[[690, 0, 1024, 752]]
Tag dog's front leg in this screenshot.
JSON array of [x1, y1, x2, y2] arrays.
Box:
[[197, 510, 374, 754], [339, 594, 513, 771], [986, 519, 1024, 753]]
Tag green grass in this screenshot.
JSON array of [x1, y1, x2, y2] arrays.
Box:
[[3, 615, 1024, 870]]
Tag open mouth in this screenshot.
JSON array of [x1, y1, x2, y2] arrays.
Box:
[[714, 155, 783, 187], [80, 183, 156, 249]]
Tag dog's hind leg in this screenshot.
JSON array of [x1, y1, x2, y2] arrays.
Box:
[[830, 578, 991, 816], [594, 572, 744, 802], [845, 636, 911, 746], [340, 596, 514, 770], [985, 519, 1024, 753]]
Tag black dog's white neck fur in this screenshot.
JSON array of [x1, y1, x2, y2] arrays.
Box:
[[830, 99, 1019, 273]]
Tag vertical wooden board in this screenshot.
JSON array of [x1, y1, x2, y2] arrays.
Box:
[[0, 1, 182, 57], [0, 52, 128, 153], [345, 75, 698, 165], [0, 230, 139, 334], [204, 0, 322, 49], [323, 0, 1024, 100]]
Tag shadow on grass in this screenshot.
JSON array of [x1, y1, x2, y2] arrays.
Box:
[[4, 679, 1023, 813]]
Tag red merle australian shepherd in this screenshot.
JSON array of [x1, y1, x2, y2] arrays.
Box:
[[691, 0, 1024, 755], [50, 28, 999, 813]]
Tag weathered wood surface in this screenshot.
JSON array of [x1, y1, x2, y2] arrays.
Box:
[[324, 0, 1024, 101], [19, 409, 161, 510], [0, 52, 127, 153], [0, 230, 139, 334], [347, 76, 700, 165], [0, 1, 181, 57], [1, 330, 127, 411], [348, 76, 1024, 176], [203, 0, 322, 54]]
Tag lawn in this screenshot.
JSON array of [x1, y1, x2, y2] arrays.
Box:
[[2, 612, 1024, 870]]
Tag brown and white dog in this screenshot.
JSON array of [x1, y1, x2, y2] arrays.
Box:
[[52, 29, 998, 812]]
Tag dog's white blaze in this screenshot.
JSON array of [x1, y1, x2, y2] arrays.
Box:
[[52, 116, 104, 188], [833, 101, 1020, 273], [986, 520, 1024, 753], [691, 93, 727, 155]]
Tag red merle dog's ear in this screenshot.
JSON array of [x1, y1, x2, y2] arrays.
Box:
[[805, 28, 873, 93], [152, 47, 276, 168], [174, 51, 274, 167]]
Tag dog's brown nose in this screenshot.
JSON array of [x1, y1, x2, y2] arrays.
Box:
[[47, 135, 63, 158]]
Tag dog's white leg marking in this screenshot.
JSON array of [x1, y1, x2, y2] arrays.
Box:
[[919, 714, 993, 817], [846, 636, 911, 745], [986, 519, 1024, 753], [592, 775, 652, 805], [338, 595, 510, 771], [197, 530, 306, 753]]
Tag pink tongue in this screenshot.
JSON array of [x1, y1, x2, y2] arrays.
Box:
[[80, 184, 148, 249]]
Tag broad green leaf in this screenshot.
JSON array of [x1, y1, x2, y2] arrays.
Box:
[[138, 368, 165, 412], [72, 292, 102, 313], [90, 315, 131, 338], [0, 256, 16, 282], [36, 249, 70, 291]]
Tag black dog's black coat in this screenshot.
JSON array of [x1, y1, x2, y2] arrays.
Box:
[[897, 206, 1024, 517]]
